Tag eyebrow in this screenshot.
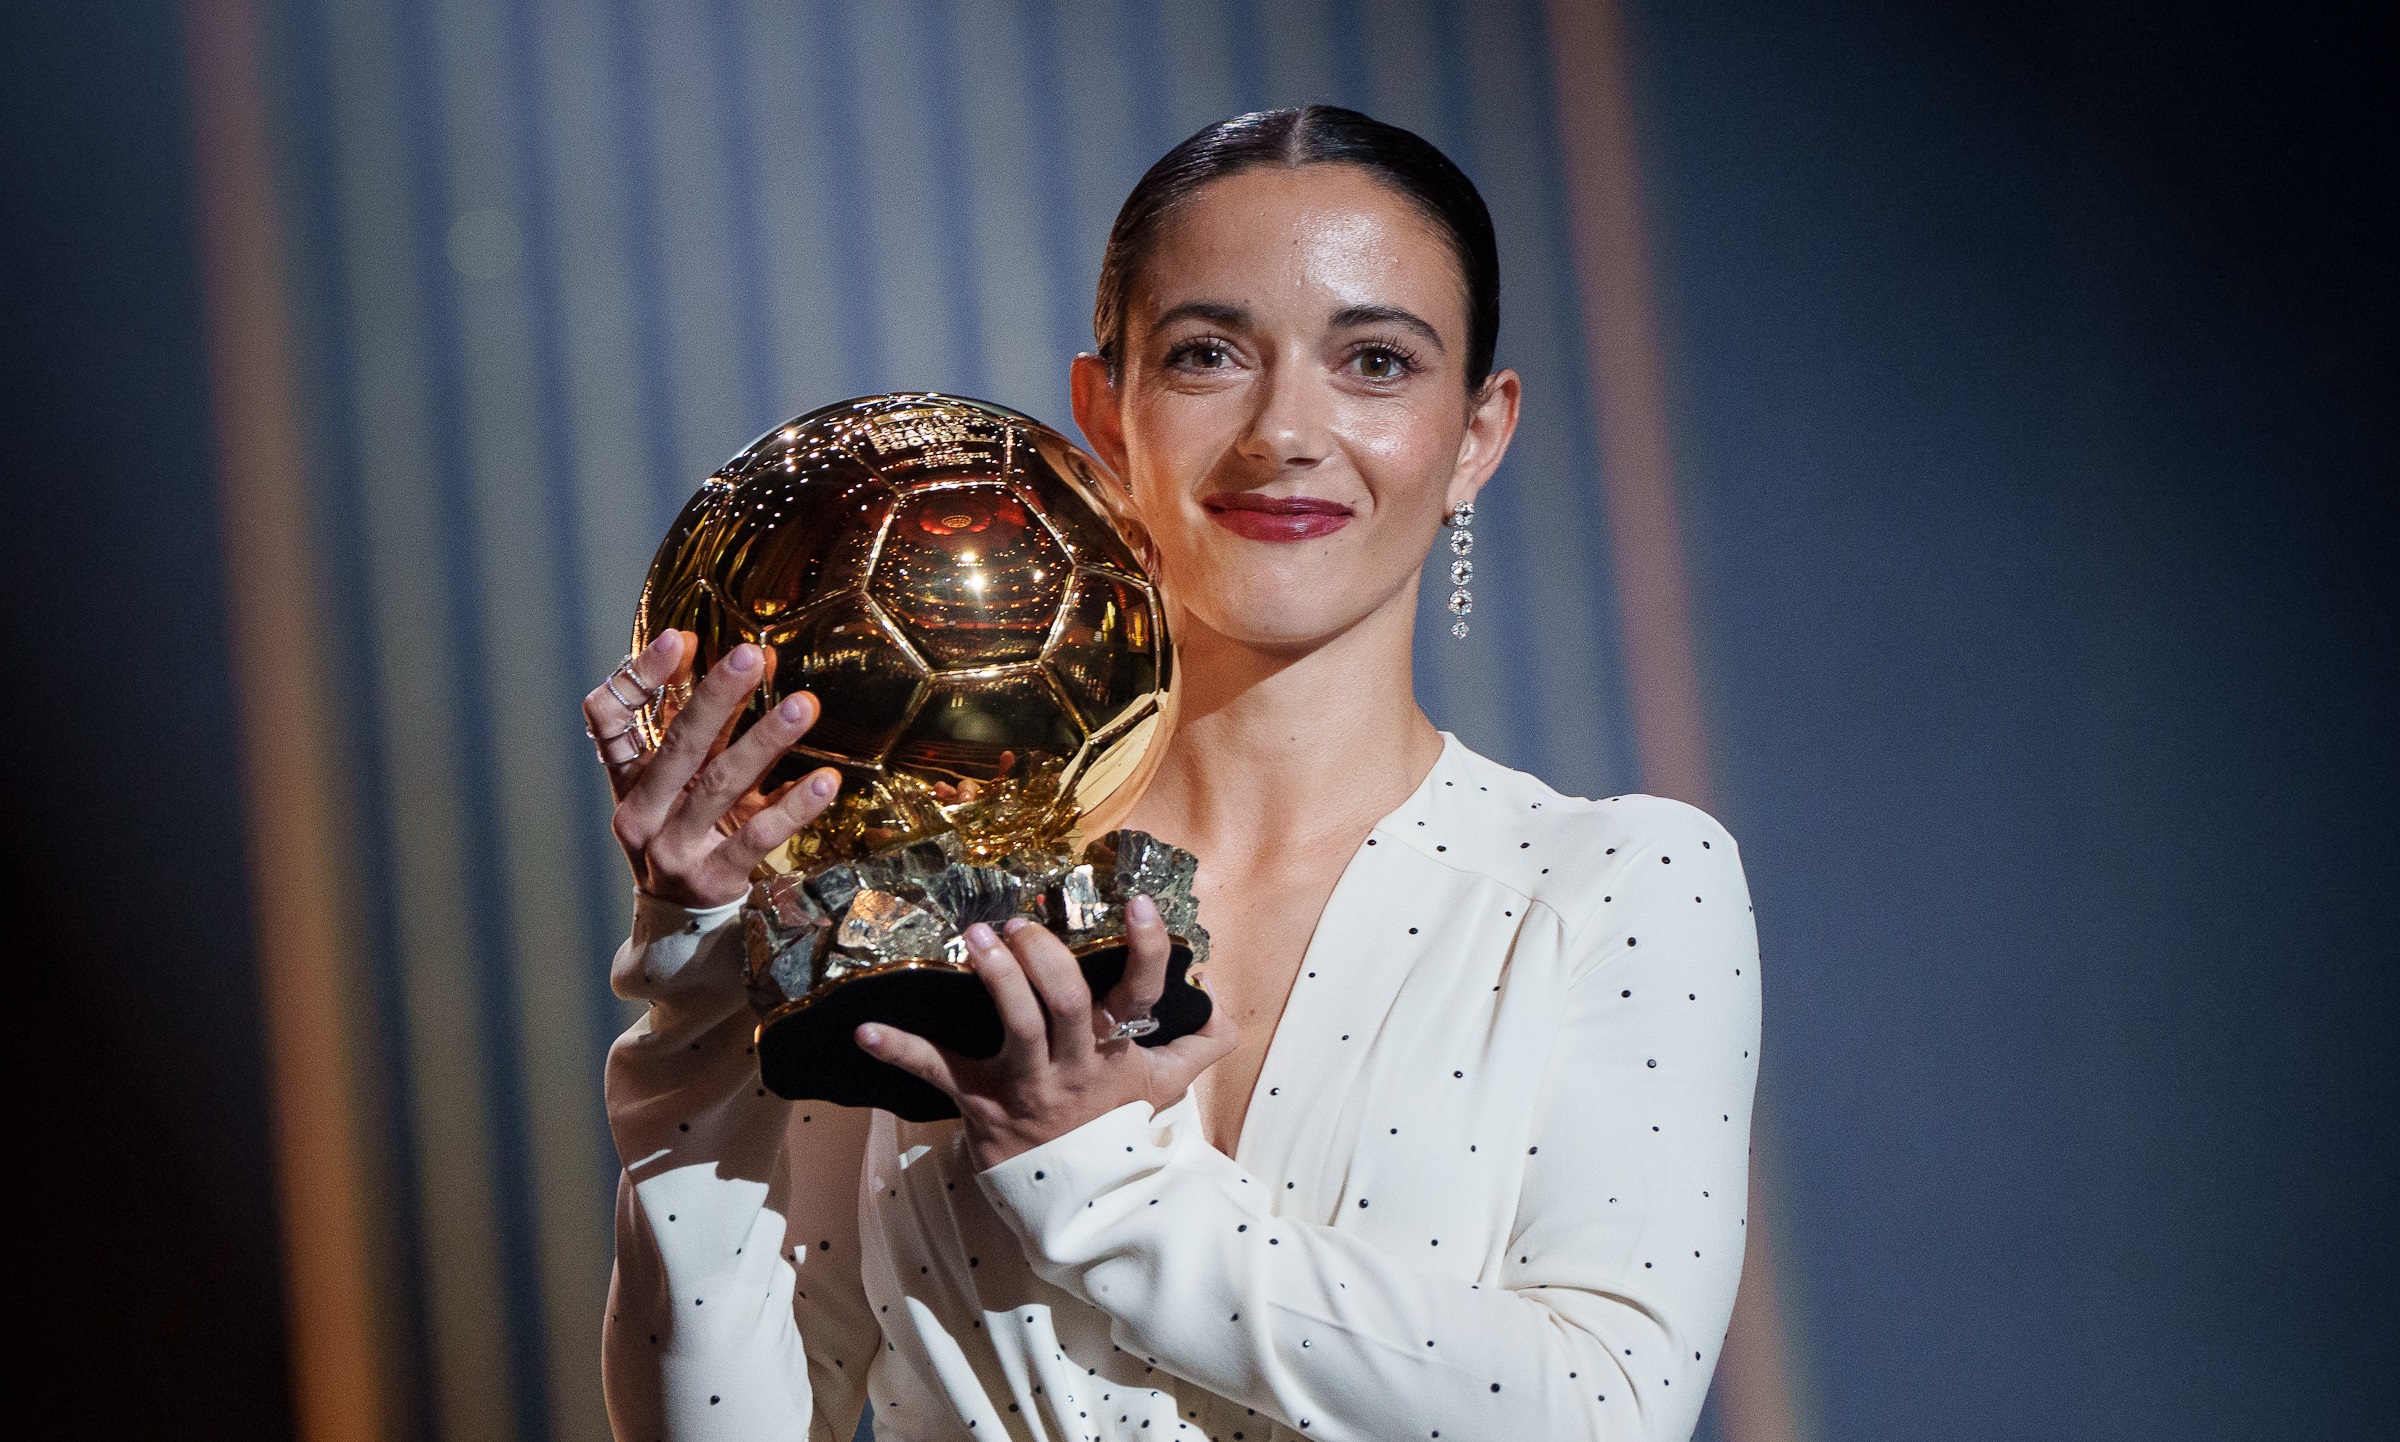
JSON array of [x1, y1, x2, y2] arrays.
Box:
[[1147, 300, 1251, 336], [1145, 299, 1450, 353], [1328, 304, 1447, 352]]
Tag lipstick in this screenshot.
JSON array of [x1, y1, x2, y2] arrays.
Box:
[[1202, 493, 1355, 543]]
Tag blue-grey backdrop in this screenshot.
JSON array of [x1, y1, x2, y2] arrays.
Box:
[[4, 2, 2392, 1440]]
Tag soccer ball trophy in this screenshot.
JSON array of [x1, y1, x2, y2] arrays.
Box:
[[631, 394, 1210, 1121]]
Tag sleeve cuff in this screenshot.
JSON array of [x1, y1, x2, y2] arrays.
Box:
[[612, 892, 749, 1009], [974, 1099, 1163, 1237], [632, 892, 743, 971]]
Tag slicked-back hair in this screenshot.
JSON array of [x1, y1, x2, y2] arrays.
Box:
[[1093, 105, 1501, 392]]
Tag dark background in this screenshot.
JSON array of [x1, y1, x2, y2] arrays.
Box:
[[1629, 2, 2400, 1438], [4, 1, 2392, 1437], [2, 2, 291, 1438]]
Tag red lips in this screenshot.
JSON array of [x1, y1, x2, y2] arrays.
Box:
[[1202, 492, 1355, 543]]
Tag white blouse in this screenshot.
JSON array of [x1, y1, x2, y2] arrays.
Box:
[[602, 733, 1761, 1442]]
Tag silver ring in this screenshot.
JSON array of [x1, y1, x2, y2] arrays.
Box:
[[585, 717, 650, 768], [1107, 1014, 1161, 1042], [606, 653, 666, 711]]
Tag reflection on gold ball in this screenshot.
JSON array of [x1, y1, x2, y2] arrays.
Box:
[[633, 394, 1173, 868]]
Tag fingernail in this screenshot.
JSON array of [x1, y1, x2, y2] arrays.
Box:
[[1128, 893, 1158, 923], [856, 1024, 881, 1048], [809, 770, 838, 798], [965, 922, 997, 949], [1002, 917, 1031, 935], [729, 645, 760, 673], [778, 694, 808, 723]]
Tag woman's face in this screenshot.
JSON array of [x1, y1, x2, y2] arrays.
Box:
[[1072, 164, 1519, 654]]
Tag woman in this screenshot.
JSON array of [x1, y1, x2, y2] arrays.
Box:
[[585, 107, 1758, 1442]]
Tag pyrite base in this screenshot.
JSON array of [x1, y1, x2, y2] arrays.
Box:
[[755, 940, 1210, 1122]]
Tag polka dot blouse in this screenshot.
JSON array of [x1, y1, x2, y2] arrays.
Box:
[[602, 734, 1761, 1441]]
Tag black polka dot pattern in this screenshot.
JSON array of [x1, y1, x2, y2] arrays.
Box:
[[607, 742, 1757, 1441]]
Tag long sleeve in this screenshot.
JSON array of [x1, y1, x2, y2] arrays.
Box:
[[602, 893, 881, 1441], [974, 801, 1761, 1441]]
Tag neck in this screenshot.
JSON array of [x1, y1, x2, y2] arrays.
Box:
[[1128, 587, 1444, 861]]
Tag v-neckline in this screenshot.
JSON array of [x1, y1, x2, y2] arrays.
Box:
[[1211, 732, 1461, 1166]]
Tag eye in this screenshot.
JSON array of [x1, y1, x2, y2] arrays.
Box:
[[1165, 338, 1235, 372], [1349, 343, 1420, 382]]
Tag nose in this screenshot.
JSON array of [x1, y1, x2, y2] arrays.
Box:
[[1236, 348, 1329, 472]]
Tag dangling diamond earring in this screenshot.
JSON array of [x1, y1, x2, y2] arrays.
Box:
[[1443, 501, 1474, 638]]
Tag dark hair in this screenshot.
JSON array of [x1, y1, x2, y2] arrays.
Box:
[[1093, 106, 1501, 392]]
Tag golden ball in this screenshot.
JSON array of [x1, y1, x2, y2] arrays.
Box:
[[632, 394, 1173, 867]]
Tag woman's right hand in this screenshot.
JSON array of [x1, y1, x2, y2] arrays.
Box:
[[582, 630, 843, 910]]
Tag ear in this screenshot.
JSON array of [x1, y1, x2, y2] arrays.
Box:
[[1070, 353, 1131, 483], [1447, 368, 1522, 512]]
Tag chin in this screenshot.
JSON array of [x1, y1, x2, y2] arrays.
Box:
[[1157, 527, 1422, 652], [1182, 580, 1395, 653]]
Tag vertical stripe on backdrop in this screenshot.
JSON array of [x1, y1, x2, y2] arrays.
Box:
[[803, 0, 889, 390], [1154, 0, 1248, 144], [184, 1, 397, 1436], [503, 0, 645, 1189], [274, 0, 442, 1430], [1116, 0, 1177, 162], [1323, 0, 1374, 112], [1047, 0, 1149, 321], [1542, 0, 1712, 809], [425, 0, 619, 1436], [1015, 0, 1098, 400], [525, 0, 663, 689], [1251, 0, 1340, 109], [704, 0, 783, 434], [846, 0, 973, 398], [393, 0, 551, 1431], [916, 8, 994, 402], [937, 0, 1067, 420], [1544, 3, 1805, 1441], [1455, 0, 1636, 797], [602, 0, 692, 535], [1499, 0, 1640, 795], [733, 0, 854, 413], [322, 0, 518, 1435], [634, 1, 762, 478], [1220, 0, 1269, 115]]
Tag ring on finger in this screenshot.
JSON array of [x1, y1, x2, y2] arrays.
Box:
[[585, 717, 651, 768], [1102, 1008, 1160, 1043], [605, 653, 666, 711], [602, 674, 647, 712]]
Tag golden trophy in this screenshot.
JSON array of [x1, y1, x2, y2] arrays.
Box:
[[631, 394, 1210, 1120]]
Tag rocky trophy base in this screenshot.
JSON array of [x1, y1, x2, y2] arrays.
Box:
[[743, 829, 1213, 1121]]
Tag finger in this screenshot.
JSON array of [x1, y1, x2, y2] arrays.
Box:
[[714, 767, 843, 878], [1004, 919, 1095, 1065], [855, 1023, 964, 1101], [963, 923, 1050, 1057], [1142, 1000, 1241, 1104], [651, 630, 700, 735], [1103, 893, 1171, 1029], [706, 642, 770, 762], [621, 642, 767, 838], [590, 727, 651, 800], [658, 686, 818, 853], [582, 629, 682, 732], [583, 630, 683, 802]]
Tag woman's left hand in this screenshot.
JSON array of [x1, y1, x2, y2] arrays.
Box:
[[856, 894, 1238, 1171]]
